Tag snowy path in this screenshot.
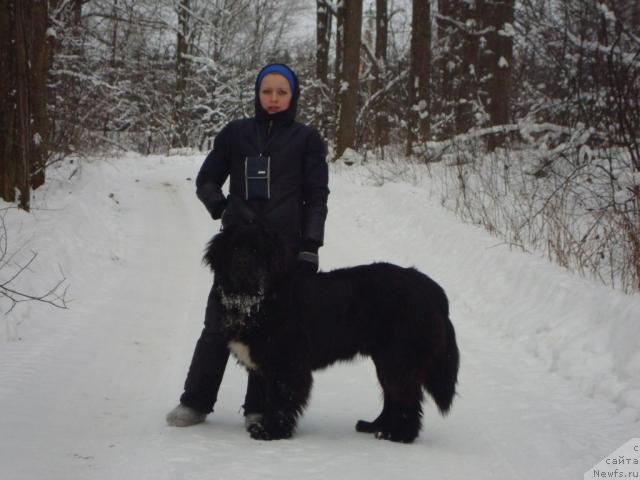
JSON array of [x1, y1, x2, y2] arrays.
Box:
[[0, 156, 637, 479]]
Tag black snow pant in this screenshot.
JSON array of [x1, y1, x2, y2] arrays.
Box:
[[179, 282, 265, 415]]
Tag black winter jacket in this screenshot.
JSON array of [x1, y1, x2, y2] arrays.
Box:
[[195, 65, 329, 249]]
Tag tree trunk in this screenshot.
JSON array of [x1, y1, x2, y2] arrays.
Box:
[[29, 1, 50, 190], [435, 0, 477, 138], [316, 0, 331, 84], [173, 0, 190, 148], [616, 0, 639, 32], [478, 0, 514, 150], [456, 1, 477, 136], [0, 0, 50, 210], [435, 0, 452, 139], [110, 0, 118, 67], [406, 0, 431, 156], [373, 0, 389, 147], [335, 0, 363, 159], [15, 0, 34, 209], [250, 1, 265, 70], [334, 0, 345, 103], [0, 0, 16, 203]]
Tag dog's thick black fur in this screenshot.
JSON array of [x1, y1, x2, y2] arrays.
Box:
[[205, 224, 459, 443]]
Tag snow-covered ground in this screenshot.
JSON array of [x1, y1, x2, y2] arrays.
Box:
[[0, 153, 638, 479]]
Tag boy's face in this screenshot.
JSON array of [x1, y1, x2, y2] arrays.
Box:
[[259, 73, 292, 114]]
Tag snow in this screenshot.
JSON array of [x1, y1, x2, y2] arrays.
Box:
[[598, 3, 617, 23], [618, 171, 640, 189], [0, 153, 639, 479], [498, 23, 515, 38], [337, 148, 363, 165]]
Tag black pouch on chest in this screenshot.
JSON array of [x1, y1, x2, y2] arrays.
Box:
[[244, 156, 271, 201]]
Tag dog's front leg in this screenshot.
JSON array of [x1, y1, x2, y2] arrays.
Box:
[[249, 368, 312, 441]]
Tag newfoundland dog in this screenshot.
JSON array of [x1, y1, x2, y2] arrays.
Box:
[[205, 224, 459, 443]]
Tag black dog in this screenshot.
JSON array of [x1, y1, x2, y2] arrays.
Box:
[[205, 224, 459, 443]]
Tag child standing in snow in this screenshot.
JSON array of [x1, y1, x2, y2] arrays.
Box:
[[166, 63, 329, 429]]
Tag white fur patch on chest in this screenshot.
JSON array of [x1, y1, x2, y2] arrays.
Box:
[[228, 341, 259, 371]]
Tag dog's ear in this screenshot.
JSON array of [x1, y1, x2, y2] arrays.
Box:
[[203, 229, 227, 272]]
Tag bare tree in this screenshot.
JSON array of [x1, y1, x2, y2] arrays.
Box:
[[172, 0, 191, 148], [0, 0, 52, 211], [373, 0, 389, 147], [334, 0, 345, 102], [616, 0, 640, 32], [335, 0, 363, 158], [477, 0, 514, 150], [110, 0, 119, 67], [406, 0, 431, 156], [434, 0, 476, 138], [316, 0, 332, 84]]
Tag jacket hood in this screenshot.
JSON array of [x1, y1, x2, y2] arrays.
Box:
[[254, 63, 300, 126]]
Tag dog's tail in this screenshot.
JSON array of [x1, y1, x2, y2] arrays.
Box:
[[424, 318, 459, 415]]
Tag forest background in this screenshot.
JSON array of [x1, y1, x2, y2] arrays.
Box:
[[1, 0, 640, 295]]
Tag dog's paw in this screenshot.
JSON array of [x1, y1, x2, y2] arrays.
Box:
[[356, 419, 380, 433], [373, 429, 417, 444], [248, 413, 294, 441], [248, 422, 292, 441], [247, 421, 269, 440], [244, 413, 264, 432]]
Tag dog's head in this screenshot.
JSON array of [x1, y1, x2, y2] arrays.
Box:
[[204, 223, 293, 295]]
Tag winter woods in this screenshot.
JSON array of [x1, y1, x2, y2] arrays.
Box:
[[0, 0, 639, 292]]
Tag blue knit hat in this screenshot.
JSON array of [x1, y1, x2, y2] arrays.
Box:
[[254, 63, 300, 124], [257, 64, 296, 93]]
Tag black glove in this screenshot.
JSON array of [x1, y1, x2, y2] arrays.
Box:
[[211, 198, 227, 220], [297, 253, 319, 274], [196, 183, 227, 220], [296, 240, 321, 275]]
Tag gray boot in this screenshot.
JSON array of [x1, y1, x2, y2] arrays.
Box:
[[166, 404, 207, 427]]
